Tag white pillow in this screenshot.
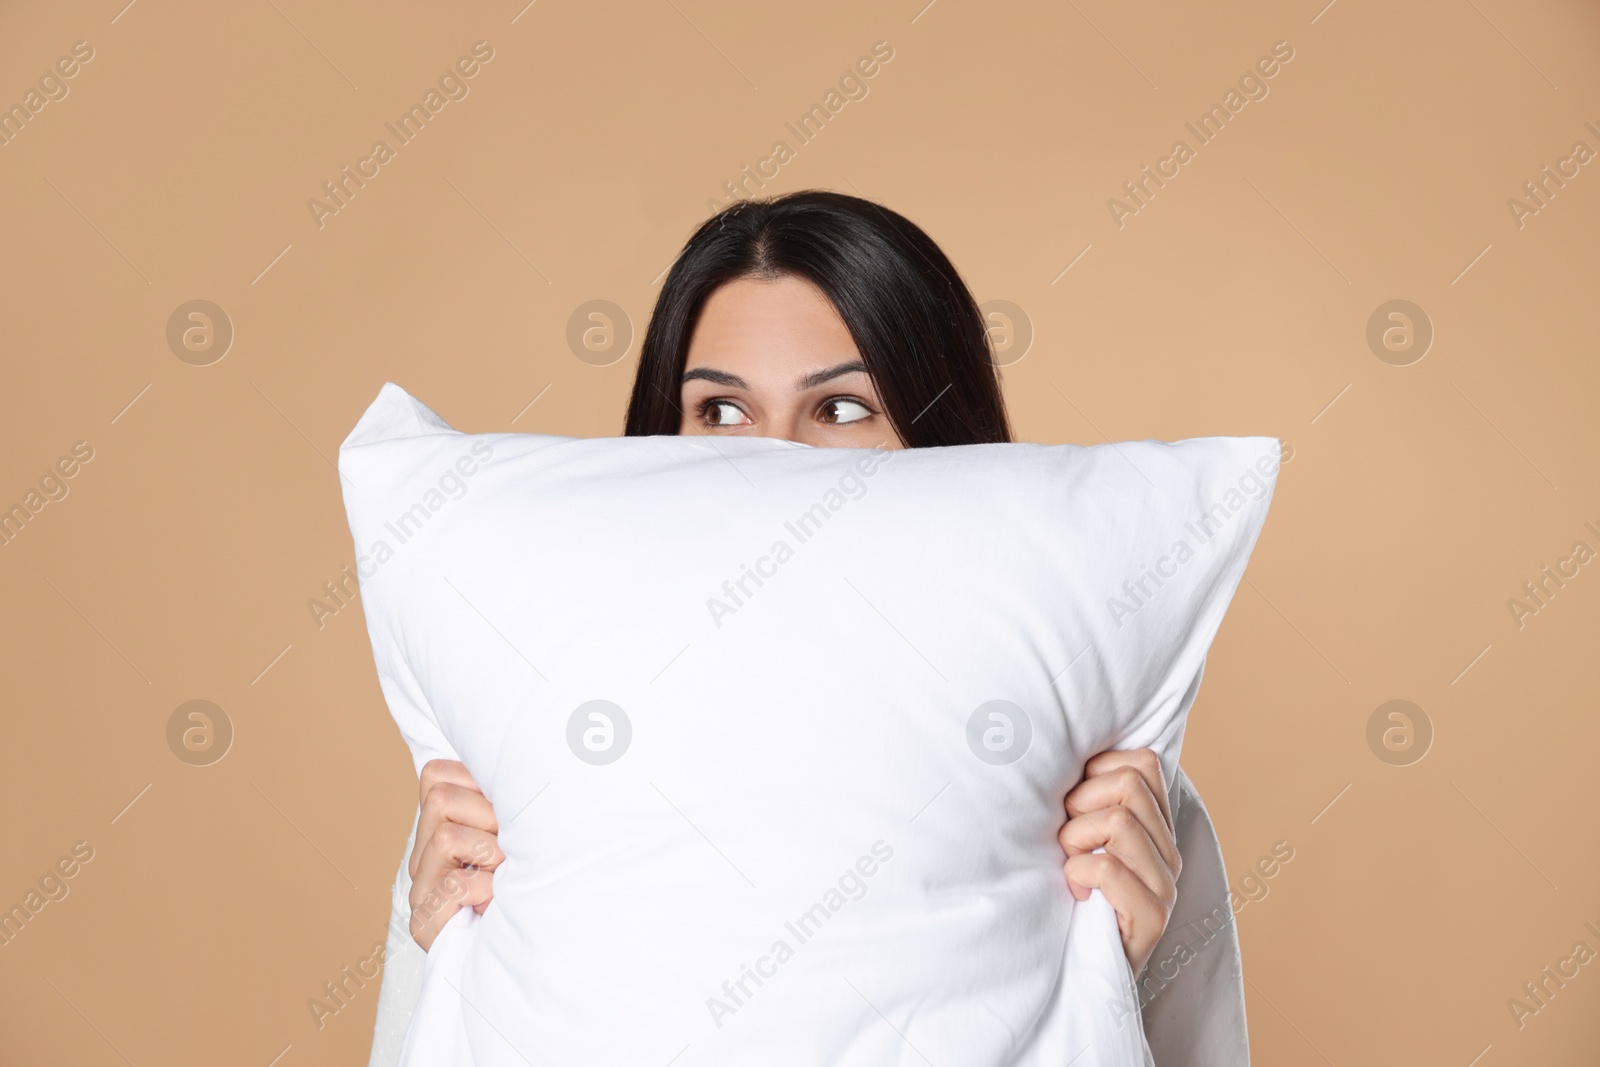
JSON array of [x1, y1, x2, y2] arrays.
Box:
[[339, 383, 1278, 1067]]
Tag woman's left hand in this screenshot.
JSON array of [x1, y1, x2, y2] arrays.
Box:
[[1059, 749, 1181, 976]]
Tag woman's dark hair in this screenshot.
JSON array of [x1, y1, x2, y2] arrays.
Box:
[[623, 190, 1011, 446]]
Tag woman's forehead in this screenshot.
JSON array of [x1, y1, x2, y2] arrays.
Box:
[[685, 276, 861, 382]]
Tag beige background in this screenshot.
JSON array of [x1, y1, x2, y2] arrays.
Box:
[[2, 0, 1597, 1063]]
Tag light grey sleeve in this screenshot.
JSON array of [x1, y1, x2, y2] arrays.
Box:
[[1140, 766, 1251, 1066], [368, 807, 426, 1067]]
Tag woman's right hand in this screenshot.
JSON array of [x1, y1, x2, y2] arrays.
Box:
[[408, 759, 503, 951]]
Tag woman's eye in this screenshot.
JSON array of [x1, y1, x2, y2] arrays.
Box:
[[702, 400, 751, 427], [821, 398, 873, 425]]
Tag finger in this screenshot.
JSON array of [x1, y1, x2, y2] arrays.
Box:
[[418, 759, 478, 806], [415, 760, 475, 879], [1063, 851, 1169, 972], [412, 765, 495, 878], [409, 864, 495, 951], [414, 783, 499, 874], [1058, 805, 1177, 906], [417, 821, 505, 879], [1085, 749, 1171, 829], [410, 864, 495, 926], [409, 824, 503, 922], [408, 823, 503, 950], [1064, 765, 1179, 875], [1062, 771, 1179, 875]]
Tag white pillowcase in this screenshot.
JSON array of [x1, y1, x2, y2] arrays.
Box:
[[339, 383, 1279, 1067]]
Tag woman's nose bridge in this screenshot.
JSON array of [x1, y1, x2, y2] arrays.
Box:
[[752, 399, 810, 445]]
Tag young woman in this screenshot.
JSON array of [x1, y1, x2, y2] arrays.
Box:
[[370, 191, 1245, 1063]]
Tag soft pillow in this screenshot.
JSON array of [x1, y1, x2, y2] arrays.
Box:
[[338, 383, 1278, 1067]]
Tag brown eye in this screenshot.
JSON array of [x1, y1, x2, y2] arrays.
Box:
[[820, 398, 873, 425], [702, 400, 752, 427]]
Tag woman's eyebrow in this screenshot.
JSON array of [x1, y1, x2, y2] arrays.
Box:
[[681, 367, 749, 388], [796, 360, 870, 390]]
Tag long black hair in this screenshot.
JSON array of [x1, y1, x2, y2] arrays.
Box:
[[623, 190, 1011, 447]]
